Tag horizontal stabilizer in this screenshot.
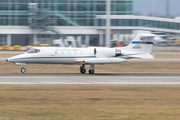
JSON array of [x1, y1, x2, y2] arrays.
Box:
[[129, 53, 154, 59]]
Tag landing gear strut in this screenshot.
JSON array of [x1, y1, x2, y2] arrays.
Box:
[[89, 64, 94, 74], [21, 67, 26, 73], [80, 64, 86, 74]]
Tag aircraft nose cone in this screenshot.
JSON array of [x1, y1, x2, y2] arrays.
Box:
[[6, 59, 8, 62]]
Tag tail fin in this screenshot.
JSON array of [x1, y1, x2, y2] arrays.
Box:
[[125, 33, 156, 53]]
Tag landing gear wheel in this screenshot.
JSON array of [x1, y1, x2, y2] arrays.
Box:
[[21, 68, 26, 73], [89, 70, 94, 74], [80, 69, 86, 74], [80, 64, 86, 74]]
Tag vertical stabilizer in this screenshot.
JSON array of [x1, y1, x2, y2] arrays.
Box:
[[125, 33, 156, 53]]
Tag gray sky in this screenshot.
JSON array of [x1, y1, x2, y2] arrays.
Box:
[[134, 0, 180, 17]]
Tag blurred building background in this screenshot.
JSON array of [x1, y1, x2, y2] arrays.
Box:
[[0, 0, 180, 47]]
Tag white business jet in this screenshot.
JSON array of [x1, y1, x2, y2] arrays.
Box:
[[6, 33, 156, 74]]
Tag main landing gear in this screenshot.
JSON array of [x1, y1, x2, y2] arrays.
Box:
[[89, 64, 94, 74], [21, 66, 26, 73], [80, 64, 95, 74], [80, 64, 86, 74]]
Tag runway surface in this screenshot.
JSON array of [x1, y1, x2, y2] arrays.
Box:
[[0, 73, 180, 85]]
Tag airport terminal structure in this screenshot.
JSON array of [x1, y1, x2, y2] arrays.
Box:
[[0, 0, 180, 47]]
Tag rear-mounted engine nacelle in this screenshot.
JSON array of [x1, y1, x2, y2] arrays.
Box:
[[115, 49, 122, 57], [94, 48, 122, 57]]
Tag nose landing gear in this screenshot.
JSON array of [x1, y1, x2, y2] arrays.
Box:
[[21, 67, 26, 73], [20, 65, 26, 73]]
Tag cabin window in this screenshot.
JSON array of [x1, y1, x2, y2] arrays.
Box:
[[80, 51, 83, 55], [27, 48, 40, 53]]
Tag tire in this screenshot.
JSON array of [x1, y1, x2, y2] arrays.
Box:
[[21, 68, 26, 73], [80, 69, 86, 74], [89, 70, 94, 74]]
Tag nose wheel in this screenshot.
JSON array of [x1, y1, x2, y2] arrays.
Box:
[[21, 67, 26, 73]]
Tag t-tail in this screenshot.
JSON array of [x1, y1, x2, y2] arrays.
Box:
[[116, 33, 156, 59]]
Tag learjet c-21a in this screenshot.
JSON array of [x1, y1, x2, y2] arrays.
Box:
[[6, 33, 156, 74]]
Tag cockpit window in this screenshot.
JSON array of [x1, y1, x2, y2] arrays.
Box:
[[27, 48, 40, 53]]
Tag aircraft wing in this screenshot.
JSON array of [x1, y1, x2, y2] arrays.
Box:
[[75, 58, 126, 64], [74, 60, 85, 64]]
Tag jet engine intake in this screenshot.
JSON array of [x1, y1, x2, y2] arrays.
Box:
[[115, 49, 122, 57]]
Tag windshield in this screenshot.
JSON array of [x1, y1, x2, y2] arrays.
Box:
[[27, 48, 40, 53]]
